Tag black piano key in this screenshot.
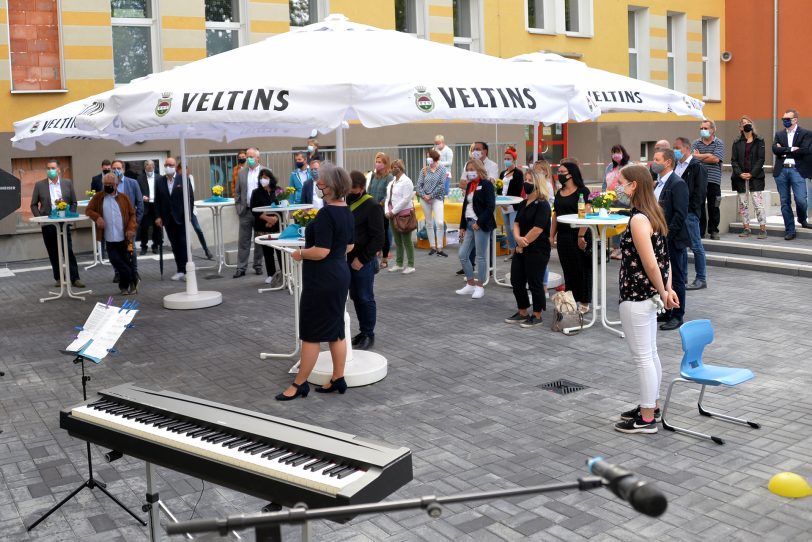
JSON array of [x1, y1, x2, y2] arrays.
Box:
[[160, 420, 185, 430], [210, 434, 235, 444], [225, 438, 251, 449], [219, 437, 243, 447], [259, 447, 280, 458], [335, 467, 358, 479], [137, 414, 163, 424], [121, 410, 145, 420], [249, 444, 274, 455], [203, 432, 229, 443], [196, 430, 222, 440], [242, 442, 268, 454], [276, 452, 298, 462], [323, 464, 346, 476], [170, 423, 195, 433], [281, 453, 305, 464], [262, 449, 288, 460], [105, 406, 133, 415], [306, 460, 331, 472], [238, 442, 263, 453], [302, 459, 322, 469], [289, 456, 313, 467], [186, 428, 210, 437], [154, 419, 178, 428]]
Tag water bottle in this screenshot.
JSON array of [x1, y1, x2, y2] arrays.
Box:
[[577, 193, 586, 218]]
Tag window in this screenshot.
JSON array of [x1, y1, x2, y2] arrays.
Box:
[[8, 0, 64, 91], [111, 0, 157, 84], [627, 7, 649, 80], [702, 17, 721, 100], [395, 0, 426, 38], [640, 141, 655, 162], [289, 0, 326, 27], [453, 0, 480, 52], [526, 0, 553, 33], [564, 0, 578, 32], [628, 11, 637, 79], [206, 0, 243, 57], [666, 12, 687, 92], [666, 15, 675, 90]]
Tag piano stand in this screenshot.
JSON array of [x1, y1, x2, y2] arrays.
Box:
[[27, 355, 147, 532]]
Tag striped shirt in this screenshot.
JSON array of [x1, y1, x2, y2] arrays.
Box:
[[691, 137, 725, 185], [417, 165, 447, 200]]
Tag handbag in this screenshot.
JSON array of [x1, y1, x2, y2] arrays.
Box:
[[393, 208, 418, 233], [550, 290, 583, 334]]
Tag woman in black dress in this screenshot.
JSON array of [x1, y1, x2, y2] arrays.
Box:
[[250, 168, 283, 286], [276, 164, 355, 401], [549, 162, 593, 314]]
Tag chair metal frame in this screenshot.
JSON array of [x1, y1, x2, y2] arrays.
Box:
[[660, 320, 760, 445]]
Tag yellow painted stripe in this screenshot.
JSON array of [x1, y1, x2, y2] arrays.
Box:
[[250, 20, 289, 34], [650, 27, 667, 38], [688, 73, 704, 83], [688, 52, 704, 62], [430, 32, 454, 44], [62, 11, 110, 26], [163, 47, 207, 62], [650, 71, 668, 80], [0, 44, 7, 60], [650, 50, 667, 59], [64, 45, 113, 60], [250, 0, 288, 3], [0, 9, 6, 24], [688, 32, 702, 41], [162, 16, 206, 30], [428, 5, 453, 17]]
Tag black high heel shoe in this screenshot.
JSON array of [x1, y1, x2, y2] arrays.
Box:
[[275, 381, 309, 401], [315, 377, 347, 394]]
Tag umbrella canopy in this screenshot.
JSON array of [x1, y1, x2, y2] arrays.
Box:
[[75, 15, 599, 139], [511, 52, 705, 119]]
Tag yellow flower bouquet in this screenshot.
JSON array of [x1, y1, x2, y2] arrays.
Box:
[[85, 189, 96, 197], [211, 184, 224, 197], [55, 199, 68, 211], [292, 208, 318, 226]]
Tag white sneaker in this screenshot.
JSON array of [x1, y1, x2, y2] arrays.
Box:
[[265, 275, 274, 284], [388, 265, 403, 272], [456, 284, 476, 295], [472, 286, 485, 299], [402, 267, 415, 275], [171, 272, 185, 281]]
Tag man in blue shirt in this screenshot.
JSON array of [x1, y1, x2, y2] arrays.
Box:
[[111, 159, 144, 286]]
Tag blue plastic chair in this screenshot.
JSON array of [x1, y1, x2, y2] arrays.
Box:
[[660, 320, 760, 445]]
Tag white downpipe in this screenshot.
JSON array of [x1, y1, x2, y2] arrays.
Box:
[[772, 0, 779, 138], [179, 132, 198, 295]]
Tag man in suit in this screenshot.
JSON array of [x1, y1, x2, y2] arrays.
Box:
[[30, 159, 84, 288], [90, 159, 111, 194], [111, 159, 143, 285], [233, 146, 266, 277], [652, 148, 690, 331], [772, 108, 812, 240], [299, 159, 323, 208], [673, 137, 709, 290], [137, 160, 162, 255], [154, 156, 194, 281]]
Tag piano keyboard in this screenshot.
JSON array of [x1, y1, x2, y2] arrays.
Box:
[[60, 384, 412, 509]]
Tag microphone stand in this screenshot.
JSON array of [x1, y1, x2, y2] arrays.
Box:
[[27, 352, 147, 532], [167, 477, 606, 541]]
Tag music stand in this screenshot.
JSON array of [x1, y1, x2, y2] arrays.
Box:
[[27, 351, 146, 532]]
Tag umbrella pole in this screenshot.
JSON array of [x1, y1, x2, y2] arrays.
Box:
[[533, 122, 539, 163]]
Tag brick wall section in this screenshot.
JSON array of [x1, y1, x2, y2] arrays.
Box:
[[8, 0, 63, 90]]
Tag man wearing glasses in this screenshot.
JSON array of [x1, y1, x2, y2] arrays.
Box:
[[772, 108, 812, 240]]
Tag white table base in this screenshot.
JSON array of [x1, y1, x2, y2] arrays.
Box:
[[162, 262, 222, 310], [257, 238, 303, 359], [77, 201, 108, 270], [39, 220, 92, 303]]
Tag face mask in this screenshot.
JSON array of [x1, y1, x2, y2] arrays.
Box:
[[46, 169, 58, 179], [616, 183, 631, 206], [504, 159, 513, 169], [247, 157, 257, 167], [465, 171, 478, 180], [742, 124, 753, 133], [651, 162, 666, 175], [611, 153, 623, 163], [113, 169, 123, 178], [295, 161, 305, 169], [315, 187, 325, 199], [700, 129, 711, 138], [523, 182, 534, 195], [426, 157, 434, 166], [311, 169, 319, 180], [783, 118, 793, 128], [307, 145, 315, 153], [102, 168, 111, 174], [260, 178, 270, 187], [346, 193, 361, 205], [238, 158, 246, 164], [674, 149, 683, 161], [103, 185, 115, 194], [165, 166, 176, 176], [557, 173, 569, 185], [472, 150, 482, 160]]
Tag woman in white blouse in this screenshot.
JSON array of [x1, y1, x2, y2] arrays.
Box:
[[384, 159, 416, 274]]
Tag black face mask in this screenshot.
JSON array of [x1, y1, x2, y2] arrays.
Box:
[[524, 182, 534, 194], [742, 124, 753, 133], [102, 168, 111, 174], [238, 158, 247, 164], [296, 161, 305, 169], [558, 173, 569, 185], [346, 192, 362, 205], [103, 185, 115, 194]]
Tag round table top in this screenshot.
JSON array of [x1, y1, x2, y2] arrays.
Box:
[[255, 234, 304, 248], [495, 195, 523, 205], [77, 199, 89, 207], [252, 203, 314, 213], [30, 214, 89, 225], [556, 213, 629, 226], [195, 198, 235, 207]]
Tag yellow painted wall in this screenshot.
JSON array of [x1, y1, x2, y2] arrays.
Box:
[[330, 0, 395, 28]]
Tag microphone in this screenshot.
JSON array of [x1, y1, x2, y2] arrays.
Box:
[[587, 457, 667, 517]]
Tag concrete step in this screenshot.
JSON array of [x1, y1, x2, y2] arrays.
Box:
[[703, 237, 812, 263], [728, 221, 812, 240], [689, 251, 812, 277]]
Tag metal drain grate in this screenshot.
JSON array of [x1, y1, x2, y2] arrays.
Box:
[[538, 379, 588, 395]]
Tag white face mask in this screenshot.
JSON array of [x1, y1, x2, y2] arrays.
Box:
[[165, 166, 176, 176], [471, 150, 482, 160], [426, 157, 434, 166], [260, 178, 270, 187], [465, 171, 478, 180]]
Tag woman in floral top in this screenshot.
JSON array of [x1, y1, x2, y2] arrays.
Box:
[[614, 164, 679, 435]]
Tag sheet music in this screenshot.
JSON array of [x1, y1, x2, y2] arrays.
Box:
[[65, 302, 138, 362]]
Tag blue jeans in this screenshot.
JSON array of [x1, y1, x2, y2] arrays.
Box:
[[349, 259, 377, 336], [686, 213, 706, 281], [775, 168, 808, 233], [459, 219, 490, 283], [501, 209, 517, 250]]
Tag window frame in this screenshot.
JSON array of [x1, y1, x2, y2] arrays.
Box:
[[204, 0, 247, 57], [110, 0, 160, 86], [289, 0, 329, 28], [524, 0, 555, 35], [8, 0, 68, 93], [453, 0, 482, 53], [701, 16, 721, 101], [559, 0, 593, 38], [395, 0, 427, 39], [666, 11, 687, 93]]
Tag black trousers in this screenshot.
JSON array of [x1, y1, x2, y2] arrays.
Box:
[[510, 249, 549, 313], [106, 240, 133, 290], [382, 218, 391, 258], [556, 230, 592, 304], [41, 224, 80, 282], [138, 203, 163, 248], [261, 245, 283, 276], [164, 220, 187, 273], [700, 183, 722, 236]]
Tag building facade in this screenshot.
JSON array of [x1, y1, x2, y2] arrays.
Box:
[[1, 0, 777, 249]]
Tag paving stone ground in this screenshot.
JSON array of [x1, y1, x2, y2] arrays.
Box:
[[0, 242, 810, 541]]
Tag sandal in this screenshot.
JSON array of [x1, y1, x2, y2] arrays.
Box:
[[738, 228, 751, 238], [757, 229, 768, 239]]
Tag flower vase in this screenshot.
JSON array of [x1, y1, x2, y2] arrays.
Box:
[[57, 210, 66, 218], [281, 199, 289, 207], [598, 208, 609, 218]]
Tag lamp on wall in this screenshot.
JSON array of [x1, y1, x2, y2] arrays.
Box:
[[721, 51, 733, 62]]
